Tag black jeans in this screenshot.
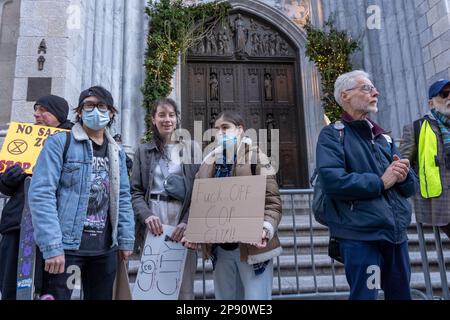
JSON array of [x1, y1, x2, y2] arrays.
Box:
[[42, 250, 117, 300]]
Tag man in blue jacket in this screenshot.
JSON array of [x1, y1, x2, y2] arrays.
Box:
[[28, 86, 134, 300], [316, 70, 418, 300]]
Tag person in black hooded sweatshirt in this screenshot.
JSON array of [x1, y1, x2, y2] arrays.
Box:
[[0, 95, 73, 300]]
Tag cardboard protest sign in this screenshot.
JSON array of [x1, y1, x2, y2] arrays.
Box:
[[132, 225, 187, 300], [0, 122, 69, 174], [184, 175, 267, 244]]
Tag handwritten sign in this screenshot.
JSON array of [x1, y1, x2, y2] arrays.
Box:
[[0, 122, 69, 174], [132, 225, 187, 300], [184, 175, 267, 244]]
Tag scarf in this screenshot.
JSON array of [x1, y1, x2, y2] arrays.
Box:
[[431, 109, 450, 168]]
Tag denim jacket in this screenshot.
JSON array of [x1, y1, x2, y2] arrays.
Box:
[[29, 123, 135, 259]]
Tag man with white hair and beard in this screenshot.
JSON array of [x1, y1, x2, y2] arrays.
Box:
[[399, 79, 450, 238], [316, 70, 418, 299]]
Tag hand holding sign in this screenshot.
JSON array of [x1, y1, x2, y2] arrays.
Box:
[[0, 122, 70, 174], [132, 225, 187, 300], [1, 164, 26, 188], [184, 175, 267, 244]]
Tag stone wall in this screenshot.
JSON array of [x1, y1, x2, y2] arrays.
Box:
[[417, 0, 450, 83], [321, 0, 429, 139], [10, 0, 71, 125], [6, 0, 148, 155], [0, 0, 20, 132]]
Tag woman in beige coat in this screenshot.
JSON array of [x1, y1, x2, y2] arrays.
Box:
[[184, 111, 282, 300]]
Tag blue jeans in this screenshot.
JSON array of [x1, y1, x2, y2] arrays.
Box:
[[339, 239, 411, 300], [42, 251, 117, 300], [213, 247, 273, 300]]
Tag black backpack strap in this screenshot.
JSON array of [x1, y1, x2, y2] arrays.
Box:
[[62, 131, 71, 163], [413, 118, 424, 147], [251, 163, 257, 176]]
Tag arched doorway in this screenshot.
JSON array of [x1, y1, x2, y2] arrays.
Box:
[[181, 10, 308, 188]]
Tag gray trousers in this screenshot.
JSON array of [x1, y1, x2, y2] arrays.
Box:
[[213, 247, 273, 300]]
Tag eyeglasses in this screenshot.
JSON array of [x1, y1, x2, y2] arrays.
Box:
[[438, 91, 450, 99], [82, 102, 109, 112], [346, 84, 377, 93]]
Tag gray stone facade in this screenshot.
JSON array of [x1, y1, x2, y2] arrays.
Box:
[[0, 0, 20, 132], [0, 0, 449, 180]]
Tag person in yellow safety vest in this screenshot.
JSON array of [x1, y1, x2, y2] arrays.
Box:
[[399, 79, 450, 238]]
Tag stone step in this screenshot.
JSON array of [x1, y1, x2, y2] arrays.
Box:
[[70, 268, 450, 300], [127, 247, 450, 283], [277, 217, 435, 237], [186, 251, 450, 279], [276, 233, 450, 255], [189, 271, 450, 299]]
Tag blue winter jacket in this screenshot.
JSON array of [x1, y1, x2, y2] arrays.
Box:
[[28, 123, 135, 259], [316, 113, 418, 243]]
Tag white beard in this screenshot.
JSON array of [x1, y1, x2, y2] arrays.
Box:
[[367, 102, 378, 113], [434, 102, 450, 116]]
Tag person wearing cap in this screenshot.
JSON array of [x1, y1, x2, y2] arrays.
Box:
[[399, 79, 450, 238], [0, 95, 73, 300], [316, 70, 418, 299], [28, 86, 135, 300], [33, 95, 74, 130]]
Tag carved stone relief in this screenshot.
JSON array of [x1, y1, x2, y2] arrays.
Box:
[[188, 12, 295, 59]]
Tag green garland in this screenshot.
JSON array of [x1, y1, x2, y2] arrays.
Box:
[[304, 16, 360, 122], [142, 0, 231, 141]]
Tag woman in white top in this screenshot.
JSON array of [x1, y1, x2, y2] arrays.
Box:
[[131, 98, 200, 299]]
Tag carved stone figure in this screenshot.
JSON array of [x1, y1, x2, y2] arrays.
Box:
[[266, 113, 276, 131], [209, 73, 219, 101], [263, 34, 269, 54], [217, 33, 225, 54], [264, 73, 273, 101], [207, 32, 218, 54], [232, 14, 247, 53], [269, 34, 276, 56], [222, 30, 231, 54]]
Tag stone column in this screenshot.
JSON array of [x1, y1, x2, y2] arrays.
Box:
[[321, 0, 429, 138], [121, 0, 146, 153], [0, 0, 18, 134]]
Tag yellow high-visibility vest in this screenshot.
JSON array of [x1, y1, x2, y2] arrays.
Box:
[[418, 120, 442, 198]]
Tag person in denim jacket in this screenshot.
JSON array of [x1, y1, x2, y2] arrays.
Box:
[[28, 86, 134, 300]]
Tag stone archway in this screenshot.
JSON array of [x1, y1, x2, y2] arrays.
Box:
[[182, 4, 311, 188]]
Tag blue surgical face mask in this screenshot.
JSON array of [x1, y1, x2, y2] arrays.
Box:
[[82, 108, 110, 130], [217, 133, 238, 147]]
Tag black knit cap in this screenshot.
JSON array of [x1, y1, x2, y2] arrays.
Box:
[[78, 86, 114, 107], [34, 95, 69, 124]]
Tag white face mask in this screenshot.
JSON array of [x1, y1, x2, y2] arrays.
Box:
[[82, 108, 110, 130]]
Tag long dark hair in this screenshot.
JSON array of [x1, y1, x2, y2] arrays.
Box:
[[215, 111, 246, 131], [151, 98, 180, 153]]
